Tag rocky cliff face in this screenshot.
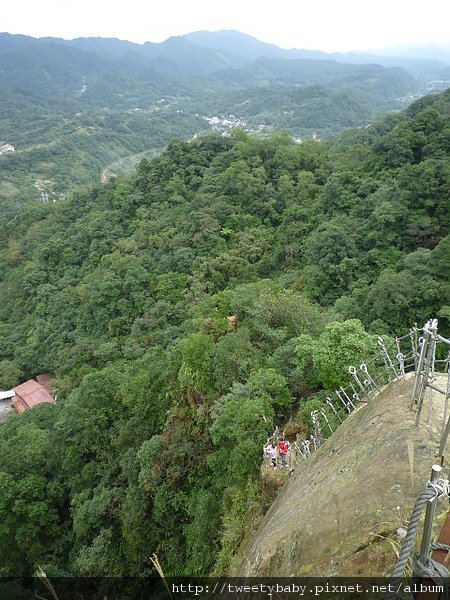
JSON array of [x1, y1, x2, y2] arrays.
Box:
[[238, 373, 450, 576]]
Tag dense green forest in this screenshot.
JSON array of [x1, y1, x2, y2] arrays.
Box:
[[1, 88, 450, 577]]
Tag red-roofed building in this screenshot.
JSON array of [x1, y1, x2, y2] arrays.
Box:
[[12, 379, 55, 414]]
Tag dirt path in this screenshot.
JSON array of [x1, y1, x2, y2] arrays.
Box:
[[100, 166, 109, 183]]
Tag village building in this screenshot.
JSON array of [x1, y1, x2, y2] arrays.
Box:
[[12, 378, 55, 414]]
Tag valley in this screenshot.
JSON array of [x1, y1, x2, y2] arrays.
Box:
[[3, 30, 447, 209]]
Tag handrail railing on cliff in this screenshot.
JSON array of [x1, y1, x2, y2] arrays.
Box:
[[265, 319, 450, 467], [265, 319, 450, 584], [389, 322, 450, 591]]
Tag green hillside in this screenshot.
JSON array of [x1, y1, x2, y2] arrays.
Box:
[[0, 99, 207, 206], [0, 88, 450, 576]]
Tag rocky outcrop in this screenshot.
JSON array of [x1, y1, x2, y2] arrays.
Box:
[[238, 373, 450, 576]]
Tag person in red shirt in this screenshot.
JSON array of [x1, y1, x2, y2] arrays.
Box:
[[277, 438, 289, 468]]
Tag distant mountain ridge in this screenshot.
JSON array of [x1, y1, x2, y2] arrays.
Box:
[[183, 30, 450, 77], [372, 42, 450, 64], [0, 29, 421, 102], [1, 29, 448, 81]]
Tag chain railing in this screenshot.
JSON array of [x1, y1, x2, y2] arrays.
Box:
[[410, 319, 450, 462], [264, 319, 450, 469], [264, 320, 450, 583]]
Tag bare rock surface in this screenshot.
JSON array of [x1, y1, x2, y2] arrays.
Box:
[[238, 373, 450, 576]]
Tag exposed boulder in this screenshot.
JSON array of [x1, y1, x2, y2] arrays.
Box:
[[238, 373, 450, 576]]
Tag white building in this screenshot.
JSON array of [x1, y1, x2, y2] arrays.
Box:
[[0, 143, 15, 154]]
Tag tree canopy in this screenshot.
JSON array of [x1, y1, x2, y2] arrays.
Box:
[[1, 87, 450, 576]]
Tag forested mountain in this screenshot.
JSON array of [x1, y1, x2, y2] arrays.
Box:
[[0, 91, 207, 210], [211, 56, 413, 90], [0, 30, 432, 208], [185, 30, 450, 80], [1, 87, 450, 576], [2, 29, 447, 102], [37, 30, 450, 80], [0, 31, 420, 102]]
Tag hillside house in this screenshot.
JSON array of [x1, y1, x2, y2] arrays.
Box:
[[12, 379, 55, 414]]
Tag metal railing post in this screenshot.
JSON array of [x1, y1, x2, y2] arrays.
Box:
[[419, 464, 442, 567]]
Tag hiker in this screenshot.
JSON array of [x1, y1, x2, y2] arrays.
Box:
[[267, 443, 277, 469], [303, 439, 310, 457], [278, 438, 289, 468]]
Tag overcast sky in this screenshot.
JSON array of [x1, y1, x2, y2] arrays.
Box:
[[3, 0, 450, 52]]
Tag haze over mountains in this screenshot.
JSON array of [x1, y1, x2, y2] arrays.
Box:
[[2, 29, 449, 86], [1, 29, 449, 206]]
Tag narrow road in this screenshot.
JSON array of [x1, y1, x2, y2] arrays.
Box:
[[100, 166, 110, 183], [100, 149, 162, 183]]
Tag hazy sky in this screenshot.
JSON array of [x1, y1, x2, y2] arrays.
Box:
[[3, 0, 450, 52]]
